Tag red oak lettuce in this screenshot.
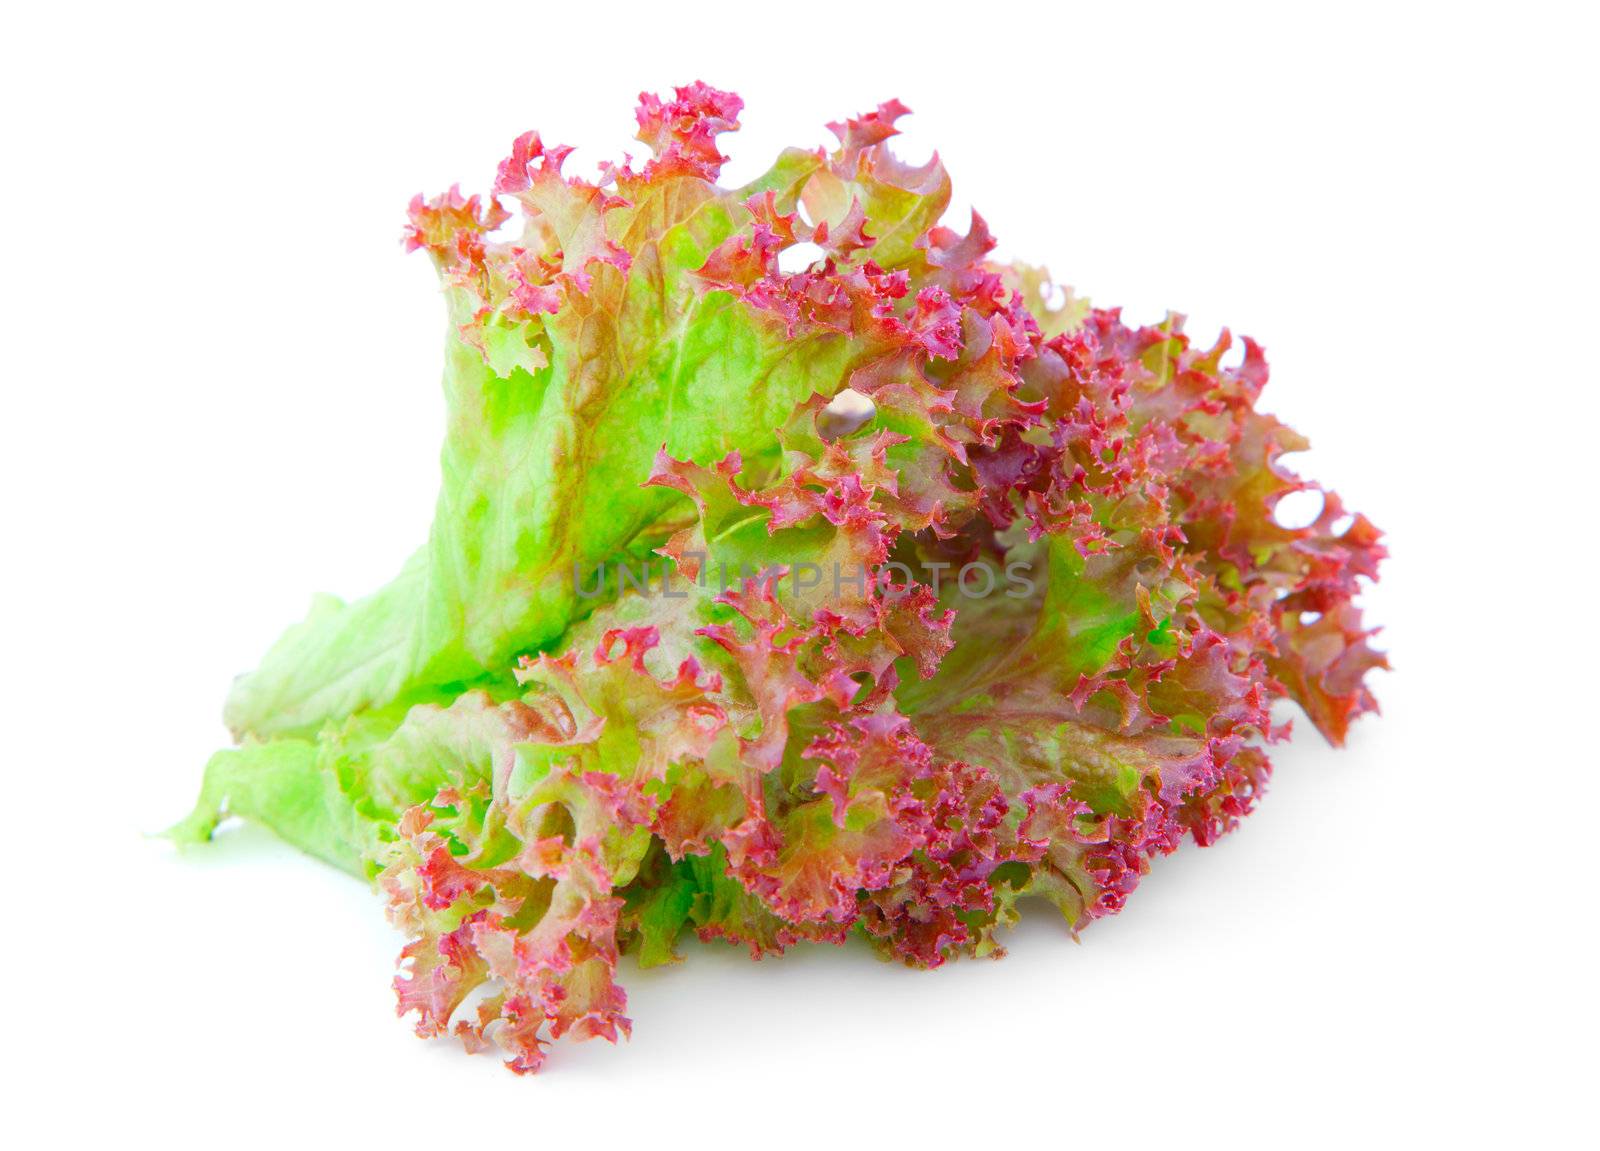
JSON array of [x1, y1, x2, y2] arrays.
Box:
[[172, 83, 1385, 1073]]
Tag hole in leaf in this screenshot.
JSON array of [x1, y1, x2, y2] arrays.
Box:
[[1272, 489, 1324, 530], [778, 241, 825, 274], [817, 388, 876, 440]]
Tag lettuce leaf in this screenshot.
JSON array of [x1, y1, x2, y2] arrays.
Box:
[[175, 84, 1385, 1073], [223, 86, 858, 739]]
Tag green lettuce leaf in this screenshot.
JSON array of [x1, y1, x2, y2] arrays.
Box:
[[224, 93, 857, 740]]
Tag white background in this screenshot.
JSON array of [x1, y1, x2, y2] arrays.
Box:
[[5, 1, 1595, 1145]]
